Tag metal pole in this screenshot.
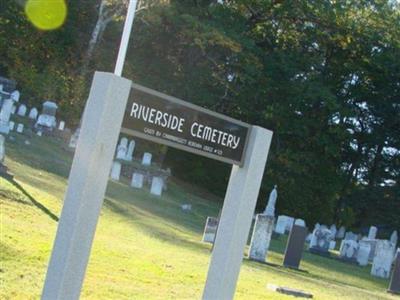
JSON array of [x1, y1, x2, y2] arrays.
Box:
[[114, 0, 138, 76]]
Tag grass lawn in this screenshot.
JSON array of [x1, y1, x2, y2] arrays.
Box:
[[0, 131, 397, 300]]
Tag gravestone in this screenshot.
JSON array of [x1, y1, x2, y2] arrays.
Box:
[[0, 97, 17, 134], [37, 131, 42, 137], [274, 215, 288, 235], [11, 90, 20, 102], [249, 214, 275, 262], [305, 233, 313, 244], [11, 105, 16, 114], [388, 249, 400, 294], [9, 121, 14, 131], [368, 226, 378, 239], [126, 140, 135, 161], [337, 226, 346, 239], [142, 152, 152, 166], [345, 231, 358, 241], [390, 231, 398, 247], [285, 217, 295, 233], [150, 176, 163, 196], [357, 241, 372, 266], [309, 228, 333, 256], [330, 225, 337, 239], [130, 172, 144, 188], [110, 161, 121, 181], [69, 128, 80, 149], [17, 104, 27, 116], [283, 224, 308, 269], [329, 241, 336, 250], [116, 137, 128, 160], [181, 204, 192, 211], [295, 219, 306, 227], [360, 238, 379, 261], [29, 107, 38, 120], [16, 123, 24, 133], [339, 240, 359, 263], [371, 240, 395, 279], [202, 217, 219, 243], [58, 121, 65, 131], [36, 101, 58, 129]]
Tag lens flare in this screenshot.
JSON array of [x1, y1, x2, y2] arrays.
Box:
[[25, 0, 67, 31]]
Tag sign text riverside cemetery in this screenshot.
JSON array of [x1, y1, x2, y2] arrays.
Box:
[[121, 83, 250, 165]]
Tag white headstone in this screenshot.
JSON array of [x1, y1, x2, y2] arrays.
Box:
[[130, 172, 144, 188], [10, 90, 20, 102], [249, 214, 275, 262], [0, 98, 14, 134], [306, 233, 313, 244], [0, 135, 5, 163], [28, 107, 38, 120], [329, 241, 336, 250], [142, 152, 152, 166], [17, 104, 27, 117], [9, 121, 15, 131], [295, 219, 306, 227], [16, 123, 24, 133], [339, 240, 358, 261], [337, 226, 346, 239], [371, 240, 395, 278], [275, 215, 288, 234], [345, 231, 358, 241], [181, 204, 192, 211], [69, 128, 80, 149], [37, 131, 42, 136], [368, 226, 378, 239], [11, 105, 16, 114], [110, 161, 121, 181], [391, 230, 398, 246], [309, 228, 333, 253], [58, 121, 65, 131], [126, 140, 135, 161], [263, 185, 277, 217], [285, 217, 295, 232], [150, 176, 163, 196], [357, 241, 372, 266], [330, 225, 337, 239], [116, 137, 128, 160]]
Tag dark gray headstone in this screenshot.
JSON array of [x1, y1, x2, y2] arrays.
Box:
[[283, 224, 308, 269], [388, 250, 400, 295]]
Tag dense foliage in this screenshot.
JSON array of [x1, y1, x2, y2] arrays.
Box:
[[1, 0, 399, 234]]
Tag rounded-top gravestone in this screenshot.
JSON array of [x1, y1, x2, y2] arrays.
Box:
[[17, 104, 27, 117]]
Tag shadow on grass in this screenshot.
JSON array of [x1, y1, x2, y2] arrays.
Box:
[[2, 175, 59, 222], [103, 197, 211, 255]]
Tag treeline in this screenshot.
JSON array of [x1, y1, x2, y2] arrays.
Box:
[[1, 0, 399, 233]]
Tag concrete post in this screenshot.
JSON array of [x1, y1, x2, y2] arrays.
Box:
[[202, 126, 273, 300], [41, 72, 131, 300]]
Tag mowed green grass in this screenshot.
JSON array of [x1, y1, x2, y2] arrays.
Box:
[[0, 132, 397, 300]]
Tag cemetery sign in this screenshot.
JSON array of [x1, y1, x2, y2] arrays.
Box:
[[121, 83, 251, 165]]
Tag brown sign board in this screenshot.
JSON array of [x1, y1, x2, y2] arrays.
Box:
[[121, 83, 251, 166]]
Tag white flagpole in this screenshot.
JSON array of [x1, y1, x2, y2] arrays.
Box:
[[114, 0, 138, 76]]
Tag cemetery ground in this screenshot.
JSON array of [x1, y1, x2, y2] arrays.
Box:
[[0, 134, 397, 300]]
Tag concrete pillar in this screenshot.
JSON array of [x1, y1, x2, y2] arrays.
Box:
[[202, 126, 273, 300], [41, 72, 131, 300]]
